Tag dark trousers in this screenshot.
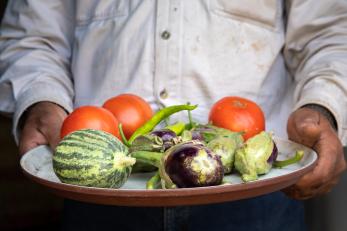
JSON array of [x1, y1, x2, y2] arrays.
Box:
[[61, 191, 306, 231]]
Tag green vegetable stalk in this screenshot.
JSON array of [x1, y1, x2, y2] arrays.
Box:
[[273, 150, 304, 168], [146, 172, 161, 189]]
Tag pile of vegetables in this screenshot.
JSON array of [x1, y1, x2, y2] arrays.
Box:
[[53, 94, 304, 189]]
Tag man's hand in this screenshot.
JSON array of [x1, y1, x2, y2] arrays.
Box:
[[19, 102, 68, 156], [285, 107, 346, 199]]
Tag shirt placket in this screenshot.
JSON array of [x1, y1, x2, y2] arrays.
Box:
[[154, 0, 182, 107]]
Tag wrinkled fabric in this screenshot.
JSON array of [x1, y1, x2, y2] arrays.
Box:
[[62, 192, 306, 231], [1, 0, 347, 144]]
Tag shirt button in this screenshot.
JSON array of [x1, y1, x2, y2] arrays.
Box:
[[161, 31, 171, 40], [159, 89, 169, 99]]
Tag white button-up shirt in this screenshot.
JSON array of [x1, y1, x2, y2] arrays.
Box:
[[1, 0, 347, 144]]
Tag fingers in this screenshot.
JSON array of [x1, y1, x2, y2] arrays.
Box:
[[296, 142, 336, 188], [284, 175, 340, 200], [39, 117, 64, 150], [284, 131, 346, 199], [315, 177, 339, 196], [282, 186, 316, 200], [285, 107, 346, 200]]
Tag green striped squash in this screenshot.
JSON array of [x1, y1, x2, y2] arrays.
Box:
[[53, 129, 136, 188]]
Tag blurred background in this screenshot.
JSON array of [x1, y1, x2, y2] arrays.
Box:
[[0, 116, 62, 231], [0, 1, 346, 230]]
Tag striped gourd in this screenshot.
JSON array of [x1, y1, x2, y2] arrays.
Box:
[[53, 129, 136, 188]]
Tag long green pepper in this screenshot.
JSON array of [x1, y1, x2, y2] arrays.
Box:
[[128, 104, 197, 144], [165, 121, 186, 135]]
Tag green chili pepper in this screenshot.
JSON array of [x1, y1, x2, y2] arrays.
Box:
[[273, 150, 304, 168], [128, 104, 197, 143], [146, 171, 162, 189], [165, 121, 186, 135]]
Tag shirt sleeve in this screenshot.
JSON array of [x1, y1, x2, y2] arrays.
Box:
[[284, 0, 347, 145], [0, 0, 75, 143]]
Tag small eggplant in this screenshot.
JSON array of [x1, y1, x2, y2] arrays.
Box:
[[129, 134, 164, 153], [150, 128, 181, 151], [131, 141, 224, 188], [151, 129, 177, 142], [178, 125, 217, 143], [234, 131, 274, 182], [191, 124, 244, 144], [190, 125, 217, 142], [129, 129, 181, 172], [207, 136, 238, 174], [234, 131, 304, 182], [267, 142, 278, 166], [185, 124, 244, 174], [128, 133, 163, 172], [162, 141, 224, 188]]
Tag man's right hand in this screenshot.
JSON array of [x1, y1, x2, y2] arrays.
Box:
[[19, 101, 68, 156]]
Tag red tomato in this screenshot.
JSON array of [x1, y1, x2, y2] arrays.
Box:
[[60, 106, 120, 139], [102, 94, 153, 139], [208, 96, 265, 140]]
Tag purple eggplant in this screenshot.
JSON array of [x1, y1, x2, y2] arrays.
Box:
[[267, 142, 278, 165], [181, 124, 244, 174], [179, 125, 217, 142], [131, 140, 224, 188], [162, 141, 224, 188], [150, 129, 179, 151], [191, 124, 244, 144], [130, 128, 182, 172], [151, 129, 177, 141]]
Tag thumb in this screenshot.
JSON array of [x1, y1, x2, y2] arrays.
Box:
[[19, 123, 49, 156], [287, 108, 321, 148], [18, 102, 67, 156], [40, 121, 63, 151]]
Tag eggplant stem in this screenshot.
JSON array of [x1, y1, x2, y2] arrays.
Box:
[[130, 151, 163, 168], [187, 102, 195, 129], [118, 123, 130, 147], [273, 150, 304, 168], [146, 172, 161, 189]]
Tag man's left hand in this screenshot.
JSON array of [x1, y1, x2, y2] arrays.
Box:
[[285, 107, 346, 200]]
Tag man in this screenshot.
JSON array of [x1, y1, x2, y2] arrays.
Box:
[[0, 1, 346, 230]]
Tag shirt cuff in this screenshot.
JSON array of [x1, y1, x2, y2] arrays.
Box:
[[13, 82, 73, 144]]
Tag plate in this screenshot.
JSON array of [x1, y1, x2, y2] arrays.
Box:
[[20, 137, 317, 207]]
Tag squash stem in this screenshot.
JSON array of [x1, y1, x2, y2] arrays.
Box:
[[273, 150, 304, 168], [114, 155, 136, 169]]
